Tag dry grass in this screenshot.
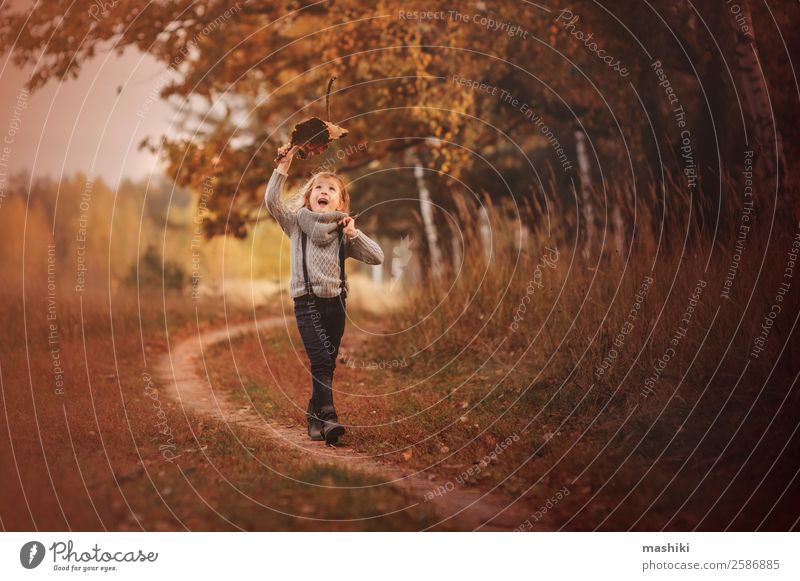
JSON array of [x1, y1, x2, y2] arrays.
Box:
[[215, 170, 800, 530], [0, 285, 443, 531], [2, 163, 798, 530], [0, 175, 447, 530]]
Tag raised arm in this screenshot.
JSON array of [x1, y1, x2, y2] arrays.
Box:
[[264, 145, 299, 235]]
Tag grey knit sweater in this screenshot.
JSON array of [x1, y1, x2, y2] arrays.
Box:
[[265, 169, 384, 298]]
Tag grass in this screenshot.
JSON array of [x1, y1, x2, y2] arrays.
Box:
[[2, 161, 798, 530], [0, 287, 445, 531], [202, 174, 800, 530]]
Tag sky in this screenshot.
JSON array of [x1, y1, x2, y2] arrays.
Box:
[[0, 44, 178, 187]]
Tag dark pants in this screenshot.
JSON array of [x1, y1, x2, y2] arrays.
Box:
[[293, 293, 347, 408]]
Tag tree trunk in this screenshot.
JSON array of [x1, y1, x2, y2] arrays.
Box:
[[514, 223, 531, 254], [412, 154, 443, 280], [449, 219, 463, 274], [733, 1, 786, 180], [372, 236, 385, 285], [478, 205, 492, 262], [615, 206, 626, 255], [574, 129, 595, 260]]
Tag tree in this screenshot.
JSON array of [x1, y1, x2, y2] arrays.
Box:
[[3, 0, 796, 243]]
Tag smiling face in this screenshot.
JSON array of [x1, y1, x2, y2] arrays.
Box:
[[308, 175, 342, 213]]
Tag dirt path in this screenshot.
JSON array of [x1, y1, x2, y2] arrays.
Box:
[[156, 316, 535, 531]]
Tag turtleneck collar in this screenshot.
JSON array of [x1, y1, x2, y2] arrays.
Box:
[[297, 207, 348, 246]]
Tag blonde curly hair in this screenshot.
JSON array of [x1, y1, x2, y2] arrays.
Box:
[[286, 171, 351, 213]]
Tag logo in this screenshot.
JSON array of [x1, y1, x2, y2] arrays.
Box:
[[20, 541, 45, 569], [390, 235, 414, 290]]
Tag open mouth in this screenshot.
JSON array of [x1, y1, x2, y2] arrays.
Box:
[[318, 198, 329, 208]]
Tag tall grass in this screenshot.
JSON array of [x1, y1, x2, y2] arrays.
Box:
[[370, 166, 800, 528], [394, 170, 798, 394]]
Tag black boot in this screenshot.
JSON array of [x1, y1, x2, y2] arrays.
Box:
[[318, 404, 345, 445], [306, 399, 324, 441]]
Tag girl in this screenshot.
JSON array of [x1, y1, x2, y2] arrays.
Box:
[[265, 145, 384, 444]]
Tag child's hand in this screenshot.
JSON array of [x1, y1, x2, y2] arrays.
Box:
[[275, 144, 299, 173], [340, 216, 359, 239]]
